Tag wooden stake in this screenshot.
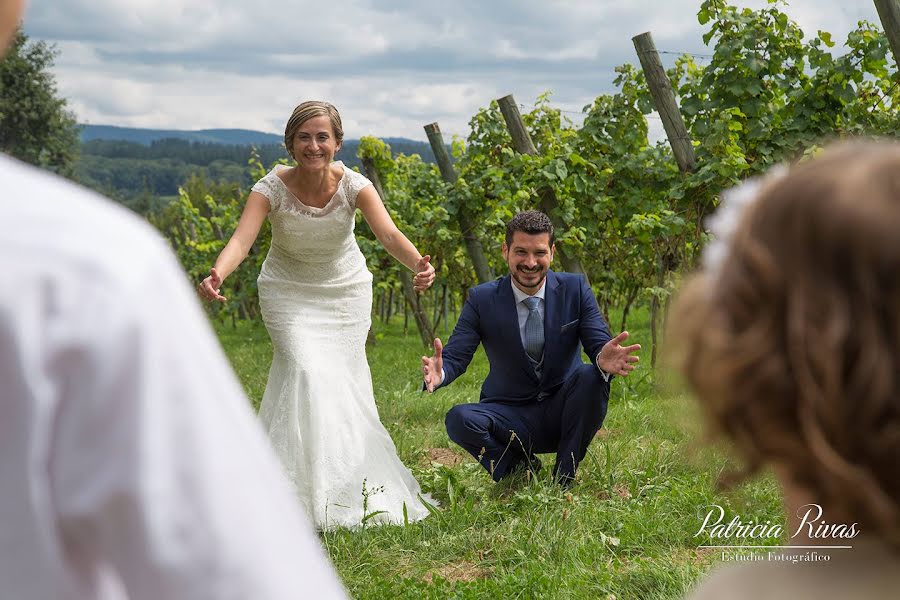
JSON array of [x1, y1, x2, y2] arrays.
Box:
[[361, 155, 436, 347], [874, 0, 900, 71], [424, 122, 495, 284], [632, 31, 697, 173]]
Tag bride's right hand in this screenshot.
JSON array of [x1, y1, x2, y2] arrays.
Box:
[[198, 267, 227, 302]]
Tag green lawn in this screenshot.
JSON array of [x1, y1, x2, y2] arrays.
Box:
[[215, 310, 782, 600]]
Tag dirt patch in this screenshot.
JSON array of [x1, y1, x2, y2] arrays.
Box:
[[424, 447, 468, 467], [595, 427, 617, 439], [615, 484, 632, 500], [692, 547, 718, 565], [595, 484, 632, 501], [423, 561, 491, 584]]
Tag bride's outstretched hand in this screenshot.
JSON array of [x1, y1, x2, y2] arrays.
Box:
[[198, 267, 227, 302], [413, 255, 435, 292], [421, 338, 443, 393]]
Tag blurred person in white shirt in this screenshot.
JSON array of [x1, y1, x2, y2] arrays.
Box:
[[0, 2, 349, 598]]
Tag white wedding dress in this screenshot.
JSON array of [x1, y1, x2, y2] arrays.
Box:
[[251, 161, 433, 529]]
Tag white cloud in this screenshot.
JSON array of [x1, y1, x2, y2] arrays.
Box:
[[22, 0, 884, 140]]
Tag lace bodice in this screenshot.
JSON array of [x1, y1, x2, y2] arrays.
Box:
[[251, 162, 372, 262]]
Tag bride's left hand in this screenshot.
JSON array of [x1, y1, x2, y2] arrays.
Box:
[[414, 255, 435, 292]]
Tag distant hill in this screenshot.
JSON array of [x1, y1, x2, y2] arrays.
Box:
[[79, 124, 434, 152], [75, 125, 446, 213], [80, 124, 284, 146]]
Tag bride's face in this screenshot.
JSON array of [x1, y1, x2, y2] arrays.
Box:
[[1, 0, 25, 53], [291, 115, 341, 169]]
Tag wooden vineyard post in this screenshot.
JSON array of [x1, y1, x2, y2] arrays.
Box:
[[632, 32, 698, 367], [424, 122, 495, 284], [361, 156, 436, 348], [874, 0, 900, 71], [632, 31, 697, 174]]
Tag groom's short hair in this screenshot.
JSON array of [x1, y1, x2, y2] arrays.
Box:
[[505, 210, 554, 246]]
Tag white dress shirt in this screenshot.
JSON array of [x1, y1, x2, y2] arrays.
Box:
[[0, 155, 348, 600], [509, 278, 611, 381], [510, 277, 547, 350]]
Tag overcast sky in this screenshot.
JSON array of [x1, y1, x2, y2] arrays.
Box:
[[23, 0, 882, 142]]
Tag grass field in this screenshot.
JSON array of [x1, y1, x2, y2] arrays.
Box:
[[216, 309, 782, 600]]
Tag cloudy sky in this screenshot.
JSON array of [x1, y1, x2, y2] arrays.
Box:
[[23, 0, 882, 142]]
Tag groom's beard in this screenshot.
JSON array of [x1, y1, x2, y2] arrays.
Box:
[[512, 266, 546, 291]]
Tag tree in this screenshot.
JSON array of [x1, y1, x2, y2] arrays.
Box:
[[0, 28, 79, 174]]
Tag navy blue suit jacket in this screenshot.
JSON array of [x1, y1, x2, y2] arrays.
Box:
[[439, 270, 612, 404]]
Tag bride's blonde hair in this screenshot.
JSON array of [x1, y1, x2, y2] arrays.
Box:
[[671, 140, 900, 546], [283, 101, 344, 159]]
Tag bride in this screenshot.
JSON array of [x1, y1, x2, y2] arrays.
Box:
[[199, 101, 435, 529]]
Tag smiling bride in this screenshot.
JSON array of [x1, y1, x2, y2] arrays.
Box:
[[199, 101, 436, 529]]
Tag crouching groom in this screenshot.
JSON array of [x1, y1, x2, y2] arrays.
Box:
[[422, 211, 640, 486]]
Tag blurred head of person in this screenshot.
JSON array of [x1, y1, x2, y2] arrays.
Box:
[[1, 0, 25, 53], [671, 140, 900, 547]]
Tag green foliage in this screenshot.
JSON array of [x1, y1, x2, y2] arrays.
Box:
[[149, 0, 897, 346], [74, 137, 443, 217], [438, 0, 898, 335], [150, 152, 276, 325], [685, 0, 899, 168], [0, 29, 79, 174], [81, 138, 290, 166], [356, 136, 469, 299], [74, 139, 289, 208]]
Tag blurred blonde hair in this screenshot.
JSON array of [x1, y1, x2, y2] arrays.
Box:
[[671, 140, 900, 545], [283, 101, 343, 159]]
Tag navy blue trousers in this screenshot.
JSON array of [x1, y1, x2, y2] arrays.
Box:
[[444, 363, 610, 482]]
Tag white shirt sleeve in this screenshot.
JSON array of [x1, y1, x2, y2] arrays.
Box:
[[594, 352, 613, 382], [48, 250, 348, 600]]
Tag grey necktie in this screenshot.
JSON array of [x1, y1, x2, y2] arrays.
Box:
[[523, 296, 544, 363]]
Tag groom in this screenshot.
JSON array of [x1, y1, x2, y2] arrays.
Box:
[[422, 211, 639, 486]]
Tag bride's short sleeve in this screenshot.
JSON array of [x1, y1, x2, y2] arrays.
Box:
[[251, 174, 281, 212], [344, 169, 374, 209]]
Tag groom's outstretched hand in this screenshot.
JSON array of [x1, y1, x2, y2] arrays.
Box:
[[598, 331, 641, 377], [421, 338, 443, 393]]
